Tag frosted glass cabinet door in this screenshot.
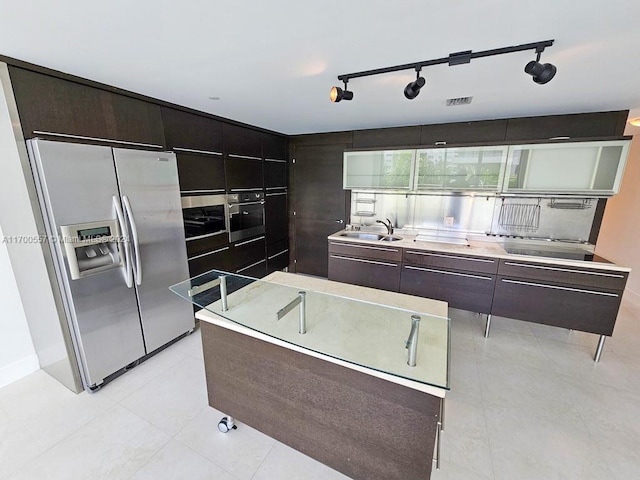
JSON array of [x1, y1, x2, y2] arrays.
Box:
[[415, 146, 507, 191], [503, 140, 630, 194], [343, 150, 414, 190]]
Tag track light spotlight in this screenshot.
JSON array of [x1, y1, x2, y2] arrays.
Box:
[[524, 47, 557, 84], [330, 80, 353, 102], [404, 69, 426, 100]]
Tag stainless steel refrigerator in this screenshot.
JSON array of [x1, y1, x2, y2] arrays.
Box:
[[28, 139, 194, 391]]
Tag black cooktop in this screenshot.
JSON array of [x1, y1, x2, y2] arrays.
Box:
[[503, 247, 611, 263]]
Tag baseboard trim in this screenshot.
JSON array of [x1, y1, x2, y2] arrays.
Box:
[[0, 354, 39, 389]]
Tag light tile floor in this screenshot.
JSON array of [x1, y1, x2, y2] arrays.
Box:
[[1, 295, 640, 479]]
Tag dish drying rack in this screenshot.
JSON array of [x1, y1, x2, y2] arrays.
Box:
[[353, 194, 376, 217], [498, 198, 541, 232]]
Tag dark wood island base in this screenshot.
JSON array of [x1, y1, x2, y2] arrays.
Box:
[[201, 322, 442, 480]]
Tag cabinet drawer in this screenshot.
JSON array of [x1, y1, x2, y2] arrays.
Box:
[[329, 254, 401, 292], [498, 259, 628, 290], [186, 232, 229, 258], [328, 240, 403, 262], [188, 246, 233, 276], [400, 265, 495, 314], [404, 249, 498, 274], [236, 259, 267, 278], [267, 248, 289, 274], [229, 236, 266, 272], [492, 276, 622, 335]]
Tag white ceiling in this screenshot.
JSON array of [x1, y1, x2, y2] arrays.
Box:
[[1, 0, 640, 135]]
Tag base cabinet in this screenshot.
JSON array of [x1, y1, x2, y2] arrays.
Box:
[[329, 254, 401, 292], [492, 276, 622, 335], [400, 265, 495, 314], [328, 240, 403, 291], [327, 240, 628, 338], [492, 259, 627, 335]]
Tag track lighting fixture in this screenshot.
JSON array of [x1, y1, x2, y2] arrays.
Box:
[[330, 39, 556, 103], [524, 45, 557, 84], [329, 80, 353, 103], [404, 69, 426, 100]]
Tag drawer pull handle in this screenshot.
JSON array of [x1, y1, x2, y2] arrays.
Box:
[[406, 251, 494, 263], [405, 265, 493, 281], [330, 241, 399, 253], [503, 261, 625, 278], [228, 154, 262, 161], [237, 259, 266, 273], [330, 255, 398, 267], [234, 236, 265, 247], [268, 249, 289, 260], [501, 279, 620, 297], [188, 246, 230, 261], [173, 147, 222, 156]]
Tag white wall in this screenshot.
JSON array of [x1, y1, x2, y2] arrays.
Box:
[[596, 122, 640, 306], [0, 224, 39, 388]]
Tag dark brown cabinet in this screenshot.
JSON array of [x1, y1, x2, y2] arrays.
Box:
[[352, 126, 421, 148], [188, 245, 233, 277], [504, 111, 628, 141], [9, 66, 165, 146], [229, 236, 267, 277], [264, 159, 288, 189], [400, 249, 498, 314], [328, 240, 402, 291], [223, 123, 262, 157], [420, 120, 507, 145], [267, 240, 289, 274], [400, 265, 495, 314], [492, 259, 627, 335], [265, 191, 288, 244], [161, 108, 223, 152], [225, 157, 263, 191], [176, 151, 225, 192], [262, 133, 287, 160]]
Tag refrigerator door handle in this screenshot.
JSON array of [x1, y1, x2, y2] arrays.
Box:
[[122, 195, 143, 286], [112, 195, 133, 288]]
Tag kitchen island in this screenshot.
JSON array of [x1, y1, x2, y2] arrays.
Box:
[[170, 271, 450, 480], [328, 229, 630, 361]]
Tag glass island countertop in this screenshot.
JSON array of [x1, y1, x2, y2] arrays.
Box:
[[170, 270, 450, 391]]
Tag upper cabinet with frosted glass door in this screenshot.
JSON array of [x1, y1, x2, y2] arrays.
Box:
[[415, 145, 508, 191], [502, 139, 631, 195], [343, 150, 415, 190]]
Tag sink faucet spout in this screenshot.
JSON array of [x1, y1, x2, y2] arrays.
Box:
[[376, 218, 394, 235]]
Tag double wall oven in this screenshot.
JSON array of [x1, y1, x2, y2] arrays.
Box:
[[181, 190, 267, 277]]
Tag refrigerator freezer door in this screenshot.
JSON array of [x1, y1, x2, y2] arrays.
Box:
[[113, 148, 194, 352], [27, 139, 146, 387]]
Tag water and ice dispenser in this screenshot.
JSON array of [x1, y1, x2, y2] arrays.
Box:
[[60, 220, 123, 279]]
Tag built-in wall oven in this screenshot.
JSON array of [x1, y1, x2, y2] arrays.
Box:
[[227, 190, 266, 242], [181, 194, 229, 240]]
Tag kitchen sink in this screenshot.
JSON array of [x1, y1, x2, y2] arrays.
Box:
[[338, 232, 402, 242]]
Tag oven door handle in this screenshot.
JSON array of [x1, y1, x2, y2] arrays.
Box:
[[229, 200, 265, 206]]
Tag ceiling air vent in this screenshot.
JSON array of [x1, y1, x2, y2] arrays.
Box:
[[446, 96, 473, 106]]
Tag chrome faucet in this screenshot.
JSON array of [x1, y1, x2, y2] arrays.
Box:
[[376, 218, 394, 235]]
